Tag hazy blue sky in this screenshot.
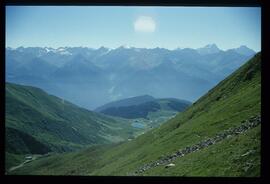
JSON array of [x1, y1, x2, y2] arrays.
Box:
[[6, 6, 261, 51]]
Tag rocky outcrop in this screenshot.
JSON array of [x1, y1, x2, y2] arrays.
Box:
[[131, 115, 261, 175], [165, 163, 175, 168]]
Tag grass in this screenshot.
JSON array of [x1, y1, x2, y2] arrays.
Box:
[[7, 144, 116, 175], [5, 152, 25, 171], [6, 127, 51, 154], [143, 125, 261, 176]]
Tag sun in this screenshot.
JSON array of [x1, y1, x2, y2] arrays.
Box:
[[134, 16, 156, 33]]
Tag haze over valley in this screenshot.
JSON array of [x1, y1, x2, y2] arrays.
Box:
[[6, 44, 256, 109]]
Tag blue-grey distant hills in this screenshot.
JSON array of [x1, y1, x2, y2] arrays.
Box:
[[5, 44, 256, 109], [95, 95, 191, 119]]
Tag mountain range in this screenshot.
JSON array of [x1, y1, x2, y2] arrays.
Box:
[[6, 44, 256, 110]]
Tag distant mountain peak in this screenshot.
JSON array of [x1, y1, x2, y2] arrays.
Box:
[[57, 47, 66, 51], [118, 45, 131, 49], [175, 47, 182, 50], [205, 43, 219, 49], [44, 47, 56, 53], [238, 45, 249, 49], [98, 46, 109, 50], [233, 45, 256, 56], [197, 44, 221, 55], [6, 47, 15, 50], [56, 47, 72, 55]]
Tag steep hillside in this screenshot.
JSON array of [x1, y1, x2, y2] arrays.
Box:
[[9, 53, 261, 176], [6, 127, 51, 154], [5, 83, 140, 154]]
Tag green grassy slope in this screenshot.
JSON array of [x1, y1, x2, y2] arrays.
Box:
[[6, 127, 51, 154], [5, 82, 140, 155], [10, 52, 261, 176], [5, 152, 25, 171], [143, 125, 260, 176]]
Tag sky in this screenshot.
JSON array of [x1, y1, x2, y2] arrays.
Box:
[[6, 6, 261, 51]]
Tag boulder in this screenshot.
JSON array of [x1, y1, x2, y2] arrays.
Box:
[[165, 163, 175, 168]]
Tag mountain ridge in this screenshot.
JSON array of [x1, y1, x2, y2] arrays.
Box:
[[95, 95, 191, 119], [95, 95, 156, 111], [6, 45, 256, 109], [6, 44, 257, 54]]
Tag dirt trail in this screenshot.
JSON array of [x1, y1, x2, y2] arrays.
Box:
[[7, 154, 50, 173], [9, 160, 30, 172]]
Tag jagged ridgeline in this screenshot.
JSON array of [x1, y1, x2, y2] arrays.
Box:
[[9, 53, 260, 176]]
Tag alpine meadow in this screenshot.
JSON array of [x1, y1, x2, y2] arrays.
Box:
[[5, 6, 261, 177]]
